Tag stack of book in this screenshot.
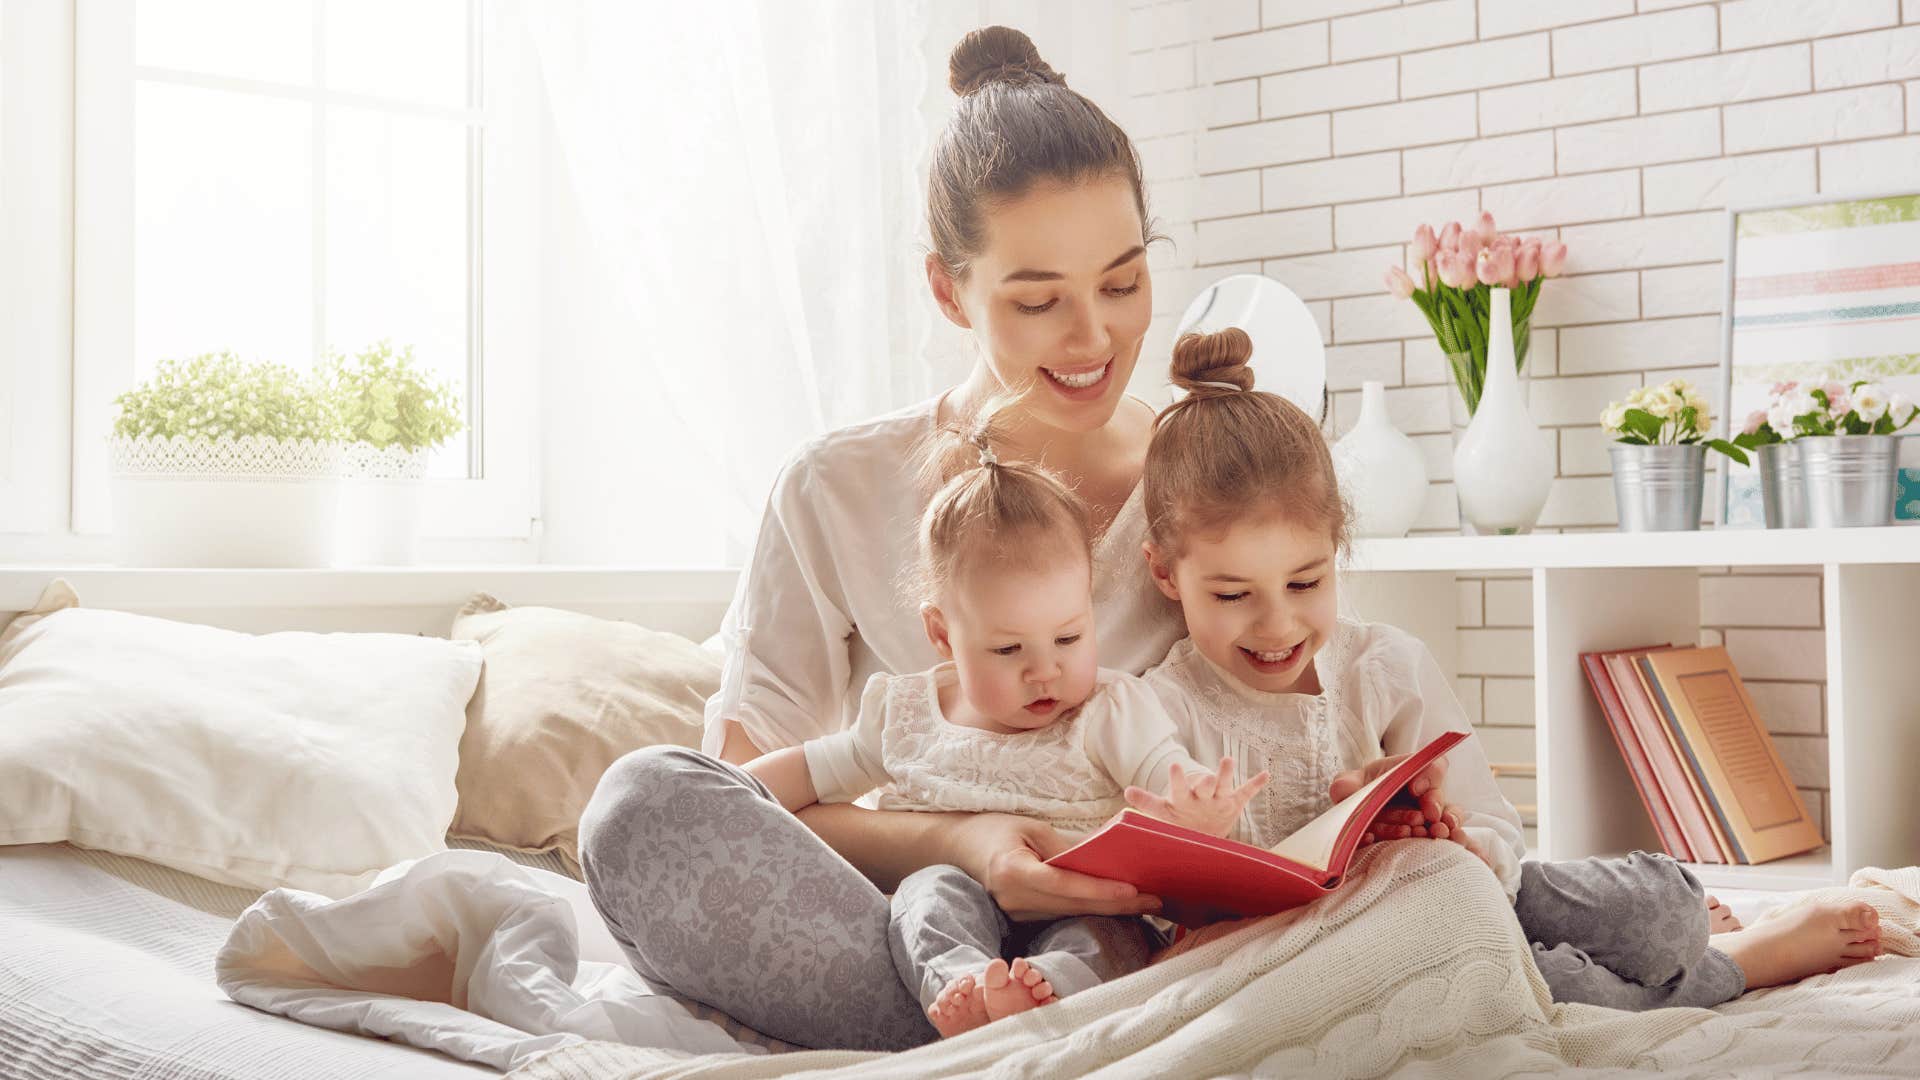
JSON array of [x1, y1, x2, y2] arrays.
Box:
[[1580, 644, 1823, 866]]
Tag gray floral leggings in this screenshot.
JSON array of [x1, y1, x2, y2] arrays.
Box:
[[578, 747, 1743, 1051], [577, 745, 939, 1051]]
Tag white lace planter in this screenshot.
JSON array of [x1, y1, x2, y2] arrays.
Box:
[[109, 435, 344, 567], [336, 443, 431, 565]]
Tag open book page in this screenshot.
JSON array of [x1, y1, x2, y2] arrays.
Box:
[[1267, 767, 1398, 873]]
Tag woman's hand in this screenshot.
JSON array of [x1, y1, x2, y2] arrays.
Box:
[[952, 813, 1163, 921]]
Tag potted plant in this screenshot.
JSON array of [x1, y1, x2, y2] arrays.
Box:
[[1385, 211, 1568, 534], [1735, 383, 1806, 528], [1766, 379, 1918, 528], [109, 351, 345, 566], [1601, 378, 1752, 532], [321, 342, 465, 564]]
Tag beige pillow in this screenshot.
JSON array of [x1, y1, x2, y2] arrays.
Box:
[[449, 594, 718, 871]]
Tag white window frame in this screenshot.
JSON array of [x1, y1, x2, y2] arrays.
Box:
[[71, 0, 537, 542]]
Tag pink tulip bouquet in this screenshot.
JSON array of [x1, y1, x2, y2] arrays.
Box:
[[1384, 211, 1568, 417]]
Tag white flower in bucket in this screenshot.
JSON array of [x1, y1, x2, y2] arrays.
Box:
[[1601, 378, 1750, 532], [1763, 377, 1920, 528]]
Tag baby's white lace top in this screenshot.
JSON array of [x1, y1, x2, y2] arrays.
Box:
[[1143, 621, 1526, 899], [803, 665, 1202, 837]]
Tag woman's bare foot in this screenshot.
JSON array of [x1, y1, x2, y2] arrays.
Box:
[[980, 957, 1055, 1021], [1714, 898, 1881, 990], [1706, 894, 1742, 933], [926, 974, 990, 1038]]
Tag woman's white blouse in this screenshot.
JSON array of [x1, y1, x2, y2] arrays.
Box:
[[1143, 622, 1526, 899], [702, 396, 1186, 756], [802, 666, 1201, 837]]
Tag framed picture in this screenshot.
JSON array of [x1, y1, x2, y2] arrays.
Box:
[[1717, 191, 1920, 527]]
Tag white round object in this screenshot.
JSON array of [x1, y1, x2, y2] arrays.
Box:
[[1174, 273, 1326, 420], [1335, 382, 1428, 537]]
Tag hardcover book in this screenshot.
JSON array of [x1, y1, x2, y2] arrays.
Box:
[[1047, 730, 1468, 920]]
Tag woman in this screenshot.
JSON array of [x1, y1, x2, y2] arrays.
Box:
[[577, 25, 1185, 1051]]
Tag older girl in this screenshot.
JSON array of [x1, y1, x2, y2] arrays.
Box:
[[1136, 328, 1883, 1010]]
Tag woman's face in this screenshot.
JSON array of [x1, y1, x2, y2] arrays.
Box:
[[930, 176, 1153, 435]]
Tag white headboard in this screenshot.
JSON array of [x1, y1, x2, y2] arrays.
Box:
[[0, 568, 741, 643]]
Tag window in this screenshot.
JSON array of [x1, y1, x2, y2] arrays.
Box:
[[74, 0, 536, 538]]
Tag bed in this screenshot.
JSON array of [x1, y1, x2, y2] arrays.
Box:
[[2, 572, 1914, 1079], [0, 839, 790, 1080]]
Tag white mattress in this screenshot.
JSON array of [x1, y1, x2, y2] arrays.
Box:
[[0, 841, 786, 1079]]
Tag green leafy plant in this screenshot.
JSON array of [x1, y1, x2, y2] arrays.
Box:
[[1601, 377, 1751, 466], [112, 351, 342, 442], [320, 341, 464, 451]]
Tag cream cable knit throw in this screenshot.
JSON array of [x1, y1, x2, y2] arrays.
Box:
[[512, 843, 1920, 1079]]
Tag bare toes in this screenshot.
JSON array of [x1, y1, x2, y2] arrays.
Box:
[[1031, 979, 1054, 1001], [984, 959, 1011, 990]]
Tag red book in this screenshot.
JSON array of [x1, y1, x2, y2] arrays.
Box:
[[1581, 645, 1693, 862], [1605, 649, 1728, 863], [1046, 731, 1467, 921]]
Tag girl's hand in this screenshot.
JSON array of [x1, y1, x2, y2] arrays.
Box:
[[1328, 753, 1449, 825], [1125, 757, 1271, 839], [1436, 805, 1496, 871], [952, 813, 1163, 922]]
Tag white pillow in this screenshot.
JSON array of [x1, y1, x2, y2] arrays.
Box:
[[0, 580, 482, 896]]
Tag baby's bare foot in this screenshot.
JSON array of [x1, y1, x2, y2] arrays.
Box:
[[980, 957, 1056, 1021], [926, 974, 990, 1038], [1706, 894, 1743, 933], [1715, 898, 1880, 990]]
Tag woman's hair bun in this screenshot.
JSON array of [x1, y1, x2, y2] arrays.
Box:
[[1169, 328, 1256, 398], [949, 26, 1066, 96]]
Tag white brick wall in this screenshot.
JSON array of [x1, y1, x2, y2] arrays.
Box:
[[1115, 0, 1902, 842]]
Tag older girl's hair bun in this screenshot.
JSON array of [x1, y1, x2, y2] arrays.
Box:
[[1169, 328, 1256, 399], [949, 25, 1066, 96]]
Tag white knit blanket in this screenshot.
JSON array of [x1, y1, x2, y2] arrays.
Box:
[[510, 842, 1920, 1079]]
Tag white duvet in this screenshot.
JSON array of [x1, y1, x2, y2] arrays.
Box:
[[214, 850, 779, 1072]]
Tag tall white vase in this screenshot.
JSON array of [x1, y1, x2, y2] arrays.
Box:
[[1452, 288, 1553, 535], [1335, 381, 1428, 537]]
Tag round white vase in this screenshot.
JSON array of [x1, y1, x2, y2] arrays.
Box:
[[1334, 381, 1428, 537], [1452, 288, 1554, 535]]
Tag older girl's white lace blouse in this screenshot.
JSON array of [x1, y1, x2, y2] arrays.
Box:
[[802, 665, 1202, 837], [1143, 622, 1526, 899]]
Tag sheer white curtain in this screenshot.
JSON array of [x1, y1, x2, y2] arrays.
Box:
[[523, 0, 944, 564]]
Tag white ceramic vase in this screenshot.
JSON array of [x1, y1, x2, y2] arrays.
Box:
[[1335, 381, 1428, 537], [1452, 288, 1553, 535]]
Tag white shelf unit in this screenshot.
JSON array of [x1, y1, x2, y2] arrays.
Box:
[[1342, 525, 1920, 892]]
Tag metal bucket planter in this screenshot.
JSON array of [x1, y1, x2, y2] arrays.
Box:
[[1799, 435, 1899, 528], [1756, 441, 1807, 529], [1610, 444, 1705, 532]]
